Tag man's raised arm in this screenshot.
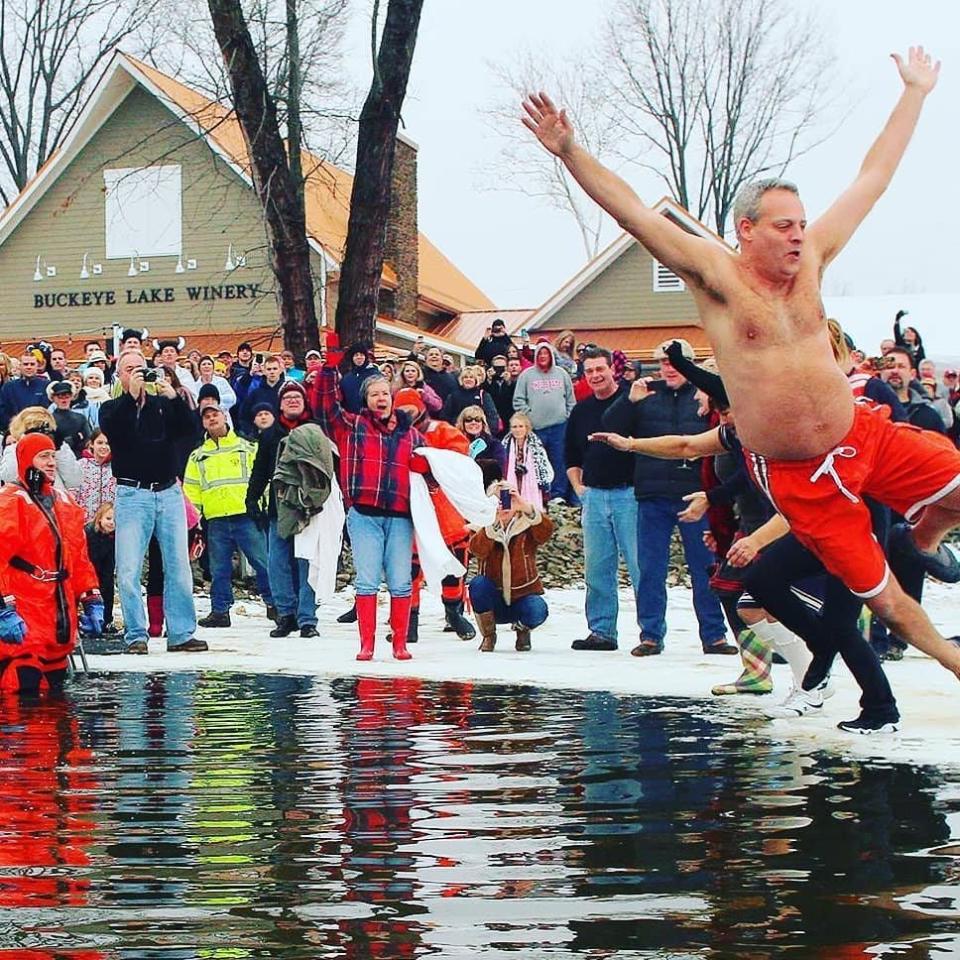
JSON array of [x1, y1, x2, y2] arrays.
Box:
[[809, 46, 940, 268], [521, 93, 723, 290]]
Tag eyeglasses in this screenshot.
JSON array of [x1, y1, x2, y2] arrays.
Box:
[[463, 416, 484, 423]]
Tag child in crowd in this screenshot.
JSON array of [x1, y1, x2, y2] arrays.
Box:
[[85, 501, 118, 636], [77, 429, 116, 521], [501, 412, 553, 512]]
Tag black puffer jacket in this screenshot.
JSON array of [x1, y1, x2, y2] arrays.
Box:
[[602, 380, 708, 499]]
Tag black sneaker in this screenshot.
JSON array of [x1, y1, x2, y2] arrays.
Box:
[[837, 713, 900, 735], [269, 614, 297, 638], [702, 637, 738, 655], [300, 625, 319, 638], [125, 639, 148, 655], [571, 633, 618, 651], [198, 611, 231, 628], [168, 638, 209, 652], [889, 523, 960, 583], [336, 605, 357, 624]]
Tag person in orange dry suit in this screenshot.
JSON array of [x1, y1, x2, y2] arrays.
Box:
[[0, 431, 103, 695]]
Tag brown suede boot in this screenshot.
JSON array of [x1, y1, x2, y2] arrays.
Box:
[[476, 611, 497, 652], [514, 623, 531, 652]]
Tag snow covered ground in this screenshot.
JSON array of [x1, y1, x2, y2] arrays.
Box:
[[85, 582, 960, 770]]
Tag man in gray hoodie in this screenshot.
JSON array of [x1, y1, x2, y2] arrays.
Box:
[[513, 340, 576, 502]]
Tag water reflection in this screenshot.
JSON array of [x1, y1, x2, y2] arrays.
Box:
[[0, 674, 956, 958]]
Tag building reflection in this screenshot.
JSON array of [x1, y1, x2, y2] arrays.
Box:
[[0, 672, 956, 958]]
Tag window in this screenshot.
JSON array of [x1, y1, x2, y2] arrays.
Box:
[[103, 165, 182, 259], [652, 259, 685, 292]]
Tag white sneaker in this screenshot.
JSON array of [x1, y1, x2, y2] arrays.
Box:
[[764, 679, 835, 719]]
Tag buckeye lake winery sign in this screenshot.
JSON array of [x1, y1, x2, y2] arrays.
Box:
[[34, 282, 264, 309]]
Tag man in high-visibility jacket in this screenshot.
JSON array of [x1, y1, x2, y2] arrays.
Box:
[[184, 405, 274, 628]]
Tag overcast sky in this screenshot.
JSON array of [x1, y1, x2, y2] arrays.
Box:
[[340, 1, 960, 312]]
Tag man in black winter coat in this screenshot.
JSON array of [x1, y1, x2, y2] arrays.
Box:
[[485, 355, 515, 437], [475, 318, 515, 367], [0, 351, 50, 431], [602, 339, 732, 657], [238, 355, 285, 434], [48, 380, 91, 456]]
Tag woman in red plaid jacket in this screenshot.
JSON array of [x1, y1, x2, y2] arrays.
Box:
[[311, 348, 427, 662]]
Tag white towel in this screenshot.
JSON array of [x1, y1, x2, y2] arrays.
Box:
[[410, 473, 466, 589], [294, 473, 346, 602], [412, 446, 498, 526]]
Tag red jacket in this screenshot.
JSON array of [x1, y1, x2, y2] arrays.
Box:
[[0, 482, 99, 688], [312, 367, 425, 514]]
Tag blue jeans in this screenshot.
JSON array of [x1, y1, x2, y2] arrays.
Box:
[[581, 486, 641, 644], [534, 421, 568, 501], [468, 575, 549, 628], [115, 483, 197, 647], [635, 496, 727, 645], [346, 508, 413, 597], [267, 521, 317, 626], [207, 515, 273, 613]]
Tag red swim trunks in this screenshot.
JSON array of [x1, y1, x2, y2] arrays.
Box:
[[744, 403, 960, 598]]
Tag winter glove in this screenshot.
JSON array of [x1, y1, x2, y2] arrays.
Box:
[[0, 606, 27, 644], [246, 501, 269, 532], [324, 331, 344, 369], [79, 598, 105, 637]]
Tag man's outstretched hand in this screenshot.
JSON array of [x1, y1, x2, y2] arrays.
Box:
[[521, 92, 574, 158], [892, 45, 940, 95]]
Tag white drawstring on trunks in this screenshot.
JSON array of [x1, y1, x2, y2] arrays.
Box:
[[809, 446, 860, 503]]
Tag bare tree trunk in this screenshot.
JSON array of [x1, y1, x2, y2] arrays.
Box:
[[334, 0, 425, 347], [207, 0, 319, 358], [285, 0, 304, 215]]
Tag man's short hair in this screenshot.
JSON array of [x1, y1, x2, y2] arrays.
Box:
[[733, 178, 800, 234], [581, 346, 613, 366], [490, 354, 508, 365]]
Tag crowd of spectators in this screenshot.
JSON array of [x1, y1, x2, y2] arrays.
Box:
[[0, 309, 956, 692]]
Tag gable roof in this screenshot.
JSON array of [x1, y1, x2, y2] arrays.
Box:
[[0, 51, 494, 315], [525, 197, 732, 331]]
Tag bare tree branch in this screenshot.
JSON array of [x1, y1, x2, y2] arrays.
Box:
[[481, 50, 628, 260], [483, 0, 843, 249], [0, 0, 163, 201], [146, 0, 357, 167], [607, 0, 842, 238]]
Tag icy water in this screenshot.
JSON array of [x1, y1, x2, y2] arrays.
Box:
[[0, 674, 958, 959]]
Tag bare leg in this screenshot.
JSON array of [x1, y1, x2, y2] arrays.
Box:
[[909, 487, 960, 552], [867, 577, 960, 680]]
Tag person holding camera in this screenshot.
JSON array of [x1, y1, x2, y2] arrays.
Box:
[[467, 484, 553, 652], [475, 318, 514, 368], [98, 350, 206, 654]]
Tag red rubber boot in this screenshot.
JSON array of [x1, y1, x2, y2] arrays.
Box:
[[390, 595, 413, 661], [355, 594, 377, 662], [147, 595, 164, 638]]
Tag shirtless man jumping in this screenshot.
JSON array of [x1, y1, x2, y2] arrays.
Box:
[[522, 46, 960, 681]]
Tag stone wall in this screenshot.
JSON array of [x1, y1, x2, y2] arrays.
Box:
[[384, 135, 420, 327], [336, 503, 691, 592]]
